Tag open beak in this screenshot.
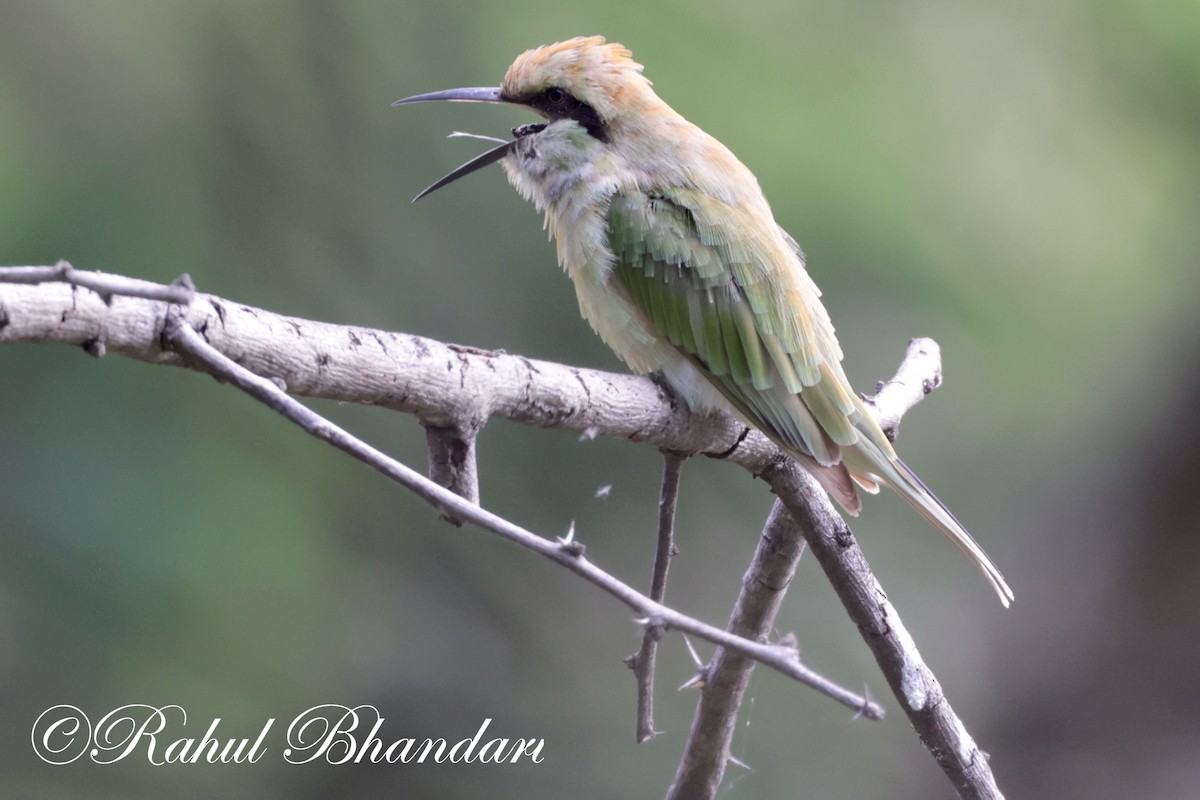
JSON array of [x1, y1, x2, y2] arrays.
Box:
[[393, 87, 524, 202]]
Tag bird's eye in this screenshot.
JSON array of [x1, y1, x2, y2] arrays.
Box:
[[545, 87, 568, 106]]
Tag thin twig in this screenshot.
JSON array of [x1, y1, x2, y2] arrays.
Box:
[[161, 311, 883, 718], [0, 262, 195, 305], [666, 501, 810, 799], [625, 451, 685, 743], [652, 452, 684, 604]]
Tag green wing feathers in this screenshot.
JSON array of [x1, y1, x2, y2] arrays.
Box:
[[606, 188, 875, 467], [606, 188, 1013, 605]]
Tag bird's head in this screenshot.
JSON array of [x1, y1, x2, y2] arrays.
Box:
[[394, 36, 657, 201], [500, 36, 652, 138]]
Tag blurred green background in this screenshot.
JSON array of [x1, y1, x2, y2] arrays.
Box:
[[2, 1, 1198, 798]]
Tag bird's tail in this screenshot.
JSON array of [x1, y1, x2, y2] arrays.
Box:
[[843, 441, 1014, 607]]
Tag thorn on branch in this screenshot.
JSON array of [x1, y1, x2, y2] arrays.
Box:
[[851, 684, 876, 722], [678, 664, 709, 691], [556, 520, 586, 557], [682, 634, 704, 668], [726, 754, 753, 772]]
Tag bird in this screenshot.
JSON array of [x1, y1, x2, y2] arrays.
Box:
[[393, 36, 1013, 606]]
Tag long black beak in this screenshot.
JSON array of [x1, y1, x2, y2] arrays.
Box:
[[392, 86, 507, 106], [393, 86, 522, 202]]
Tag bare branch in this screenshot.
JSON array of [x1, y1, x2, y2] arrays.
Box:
[[625, 451, 685, 743], [1, 269, 1003, 798], [0, 262, 195, 304], [667, 500, 809, 799], [664, 339, 981, 800], [158, 309, 881, 716], [864, 337, 944, 441], [0, 279, 758, 454], [760, 460, 1005, 800]]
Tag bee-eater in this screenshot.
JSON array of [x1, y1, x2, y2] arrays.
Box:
[[394, 36, 1013, 606]]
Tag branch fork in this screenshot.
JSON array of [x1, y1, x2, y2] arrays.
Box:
[[0, 265, 1005, 800]]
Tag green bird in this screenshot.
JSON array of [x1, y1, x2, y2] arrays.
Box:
[[394, 36, 1013, 606]]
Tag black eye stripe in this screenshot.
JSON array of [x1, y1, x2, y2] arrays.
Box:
[[522, 87, 609, 143]]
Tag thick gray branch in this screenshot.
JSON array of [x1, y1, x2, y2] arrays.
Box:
[[0, 279, 756, 455]]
